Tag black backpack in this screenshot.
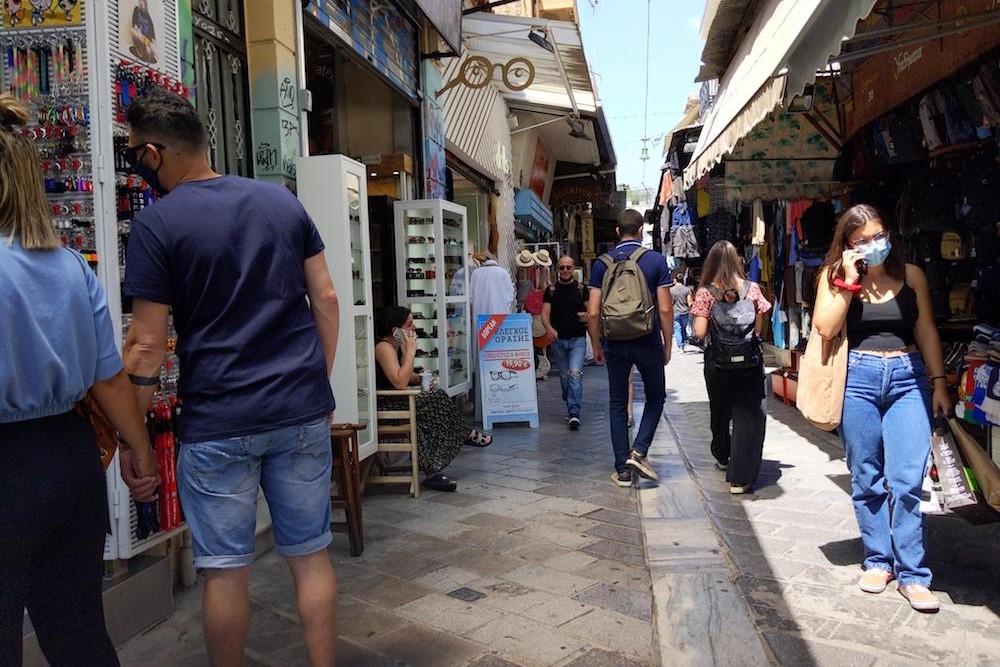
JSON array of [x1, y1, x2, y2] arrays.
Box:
[[707, 282, 763, 371]]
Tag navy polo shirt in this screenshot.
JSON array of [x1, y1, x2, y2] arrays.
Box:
[[589, 241, 672, 347], [124, 175, 335, 441]]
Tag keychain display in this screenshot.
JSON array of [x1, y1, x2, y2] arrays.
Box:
[[1, 28, 96, 264]]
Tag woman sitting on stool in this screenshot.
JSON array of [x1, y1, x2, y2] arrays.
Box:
[[374, 306, 492, 492]]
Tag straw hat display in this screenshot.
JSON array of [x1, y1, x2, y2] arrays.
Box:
[[533, 249, 552, 267], [515, 249, 536, 268]]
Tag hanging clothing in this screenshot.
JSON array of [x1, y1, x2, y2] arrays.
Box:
[[751, 199, 765, 246], [469, 260, 514, 316], [671, 224, 700, 259]]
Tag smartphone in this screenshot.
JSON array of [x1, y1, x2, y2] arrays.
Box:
[[392, 327, 407, 344], [855, 259, 868, 278]]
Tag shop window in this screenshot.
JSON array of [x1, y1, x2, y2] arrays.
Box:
[[193, 2, 251, 176]]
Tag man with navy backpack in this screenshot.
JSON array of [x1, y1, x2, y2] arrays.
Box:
[[588, 209, 674, 487]]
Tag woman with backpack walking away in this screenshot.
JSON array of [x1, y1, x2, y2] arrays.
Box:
[[691, 241, 772, 494], [812, 204, 947, 613]]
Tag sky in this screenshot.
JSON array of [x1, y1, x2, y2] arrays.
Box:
[[578, 0, 708, 201]]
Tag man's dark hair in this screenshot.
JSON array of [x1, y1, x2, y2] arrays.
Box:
[[126, 89, 207, 150], [617, 209, 643, 238]]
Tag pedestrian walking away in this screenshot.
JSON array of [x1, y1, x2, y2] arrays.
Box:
[[542, 255, 590, 430], [588, 209, 674, 487], [0, 93, 159, 667], [670, 270, 694, 352], [120, 89, 341, 665], [812, 204, 949, 613], [691, 241, 772, 495]]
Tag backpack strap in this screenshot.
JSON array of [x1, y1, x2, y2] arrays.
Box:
[[628, 247, 649, 262], [738, 280, 751, 300], [706, 285, 722, 300], [598, 253, 614, 269]]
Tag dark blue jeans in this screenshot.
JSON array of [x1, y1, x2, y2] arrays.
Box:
[[605, 338, 667, 473], [841, 351, 932, 586]]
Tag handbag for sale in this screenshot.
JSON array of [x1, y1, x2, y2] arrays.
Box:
[[795, 324, 848, 431]]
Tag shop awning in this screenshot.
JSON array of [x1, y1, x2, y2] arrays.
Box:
[[723, 78, 842, 202], [683, 0, 877, 189]]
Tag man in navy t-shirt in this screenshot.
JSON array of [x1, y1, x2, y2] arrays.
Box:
[[588, 209, 674, 488], [121, 90, 340, 665]]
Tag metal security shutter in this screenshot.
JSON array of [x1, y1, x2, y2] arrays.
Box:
[[193, 0, 251, 176]]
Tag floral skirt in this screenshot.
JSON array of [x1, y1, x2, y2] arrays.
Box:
[[377, 389, 468, 474]]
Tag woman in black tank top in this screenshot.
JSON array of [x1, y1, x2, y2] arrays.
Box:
[[813, 205, 949, 613], [374, 306, 492, 492]]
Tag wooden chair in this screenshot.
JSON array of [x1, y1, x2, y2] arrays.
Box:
[[370, 389, 421, 497], [330, 422, 365, 556]]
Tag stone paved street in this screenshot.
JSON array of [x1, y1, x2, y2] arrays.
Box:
[[651, 348, 1000, 667], [118, 364, 661, 667], [115, 349, 1000, 667]]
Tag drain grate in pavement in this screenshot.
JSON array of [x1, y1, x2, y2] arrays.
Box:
[[447, 587, 486, 602]]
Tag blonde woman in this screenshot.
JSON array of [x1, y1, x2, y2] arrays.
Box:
[[0, 94, 159, 664]]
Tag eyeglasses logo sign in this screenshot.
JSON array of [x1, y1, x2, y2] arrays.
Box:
[[436, 56, 535, 97]]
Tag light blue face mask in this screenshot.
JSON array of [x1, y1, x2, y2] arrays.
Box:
[[860, 237, 892, 267]]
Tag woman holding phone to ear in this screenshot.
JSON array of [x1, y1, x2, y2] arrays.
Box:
[[374, 306, 492, 492], [813, 204, 949, 613]]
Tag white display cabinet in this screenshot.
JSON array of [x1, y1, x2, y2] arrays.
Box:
[[297, 155, 377, 460], [393, 200, 472, 397]]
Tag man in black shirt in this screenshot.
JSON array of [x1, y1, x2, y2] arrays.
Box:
[[542, 255, 589, 429]]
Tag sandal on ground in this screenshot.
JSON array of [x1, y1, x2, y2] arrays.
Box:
[[465, 430, 493, 447], [422, 473, 457, 492]]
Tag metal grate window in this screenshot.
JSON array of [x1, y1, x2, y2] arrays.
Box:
[[193, 3, 250, 176]]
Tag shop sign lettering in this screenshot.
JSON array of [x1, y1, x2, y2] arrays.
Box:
[[893, 47, 923, 79]]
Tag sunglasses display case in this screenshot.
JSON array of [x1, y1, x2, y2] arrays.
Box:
[[297, 154, 377, 461], [394, 199, 471, 397]]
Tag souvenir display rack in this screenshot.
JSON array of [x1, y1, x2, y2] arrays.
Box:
[[394, 200, 472, 397]]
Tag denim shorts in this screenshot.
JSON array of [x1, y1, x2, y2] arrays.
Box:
[[177, 418, 332, 569]]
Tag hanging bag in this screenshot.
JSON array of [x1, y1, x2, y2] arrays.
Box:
[[796, 324, 848, 431]]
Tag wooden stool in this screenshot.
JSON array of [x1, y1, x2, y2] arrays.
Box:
[[330, 422, 365, 556]]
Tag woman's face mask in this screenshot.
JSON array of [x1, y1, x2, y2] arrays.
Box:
[[851, 231, 891, 267]]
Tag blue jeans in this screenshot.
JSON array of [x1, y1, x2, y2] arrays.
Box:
[[841, 351, 932, 586], [178, 418, 333, 569], [549, 336, 587, 416], [673, 313, 690, 348], [605, 339, 667, 473]]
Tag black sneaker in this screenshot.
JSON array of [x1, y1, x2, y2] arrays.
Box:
[[626, 451, 658, 481], [714, 459, 729, 471], [611, 470, 632, 487], [568, 416, 581, 430]]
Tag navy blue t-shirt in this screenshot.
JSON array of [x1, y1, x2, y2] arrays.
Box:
[[589, 241, 672, 347], [124, 175, 335, 441]]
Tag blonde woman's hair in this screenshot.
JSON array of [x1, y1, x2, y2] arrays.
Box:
[[0, 93, 58, 249]]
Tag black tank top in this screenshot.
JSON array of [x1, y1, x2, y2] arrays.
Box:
[[846, 283, 919, 351], [375, 340, 397, 390]]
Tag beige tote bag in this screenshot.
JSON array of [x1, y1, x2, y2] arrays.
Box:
[[796, 324, 848, 431]]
